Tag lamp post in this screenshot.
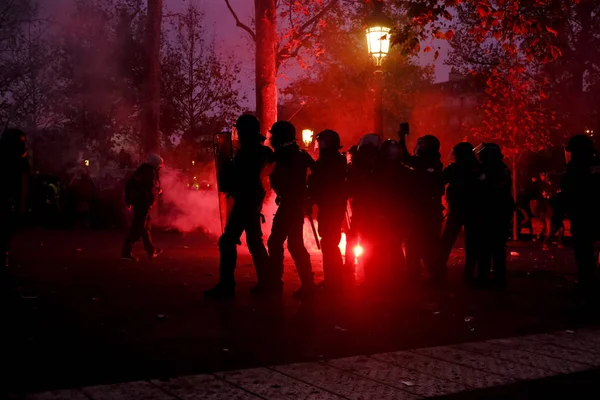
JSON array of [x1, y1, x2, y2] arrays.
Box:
[[365, 1, 392, 137]]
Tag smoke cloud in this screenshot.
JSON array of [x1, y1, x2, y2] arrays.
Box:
[[156, 165, 222, 235]]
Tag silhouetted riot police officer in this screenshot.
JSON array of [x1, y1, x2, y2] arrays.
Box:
[[441, 142, 480, 284], [399, 134, 445, 283], [561, 134, 600, 293], [376, 139, 408, 277], [307, 129, 348, 291], [0, 129, 29, 268], [205, 115, 273, 299], [348, 134, 389, 288], [475, 143, 514, 288], [267, 121, 316, 298]]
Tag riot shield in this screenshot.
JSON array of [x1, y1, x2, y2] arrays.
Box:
[[214, 131, 238, 233]]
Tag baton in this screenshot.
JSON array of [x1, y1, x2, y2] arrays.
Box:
[[307, 214, 321, 250]]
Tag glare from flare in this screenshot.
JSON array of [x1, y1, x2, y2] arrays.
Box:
[[302, 129, 314, 147]]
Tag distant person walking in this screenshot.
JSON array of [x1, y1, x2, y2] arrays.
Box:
[[122, 154, 164, 261]]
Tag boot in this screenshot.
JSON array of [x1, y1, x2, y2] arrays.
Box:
[[293, 282, 317, 300], [204, 282, 235, 299], [148, 248, 163, 259]]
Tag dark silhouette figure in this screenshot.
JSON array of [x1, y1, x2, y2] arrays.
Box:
[[0, 129, 29, 268], [307, 129, 348, 291], [399, 134, 445, 283], [560, 134, 600, 293], [376, 139, 408, 282], [440, 142, 480, 284], [348, 134, 400, 289], [70, 172, 97, 229], [205, 115, 273, 299], [475, 143, 514, 288], [122, 154, 164, 261], [267, 120, 315, 298]]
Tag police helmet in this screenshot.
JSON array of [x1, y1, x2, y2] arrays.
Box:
[[381, 139, 400, 160], [415, 135, 441, 155], [0, 128, 27, 158], [358, 133, 382, 150], [269, 120, 296, 148], [452, 142, 475, 160], [235, 114, 265, 143], [566, 134, 594, 154], [477, 142, 503, 163], [316, 129, 341, 150]]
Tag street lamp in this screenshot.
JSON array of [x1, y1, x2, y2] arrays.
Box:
[[365, 1, 392, 137]]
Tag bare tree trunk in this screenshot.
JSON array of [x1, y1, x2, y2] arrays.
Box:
[[144, 0, 162, 155], [255, 0, 277, 135], [511, 157, 518, 241]]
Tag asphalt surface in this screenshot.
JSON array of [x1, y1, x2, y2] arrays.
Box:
[[3, 228, 599, 396]]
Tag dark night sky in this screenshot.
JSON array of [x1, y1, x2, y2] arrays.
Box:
[[48, 0, 450, 110]]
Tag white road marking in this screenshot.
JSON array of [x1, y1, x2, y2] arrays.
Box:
[[26, 328, 600, 400]]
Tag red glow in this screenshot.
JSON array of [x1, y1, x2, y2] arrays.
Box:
[[354, 245, 363, 258]]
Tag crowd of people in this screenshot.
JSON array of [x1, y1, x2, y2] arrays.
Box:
[[198, 115, 600, 299], [2, 120, 599, 300]]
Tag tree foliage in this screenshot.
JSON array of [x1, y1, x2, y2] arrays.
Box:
[[161, 4, 243, 143], [282, 24, 433, 144], [0, 0, 243, 169]]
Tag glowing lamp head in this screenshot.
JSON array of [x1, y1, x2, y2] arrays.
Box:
[[365, 2, 392, 66], [302, 129, 314, 147], [366, 26, 391, 65], [192, 160, 195, 166], [84, 159, 90, 167]]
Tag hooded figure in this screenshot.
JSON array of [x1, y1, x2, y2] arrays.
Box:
[[266, 120, 316, 298], [0, 128, 30, 268], [399, 133, 445, 283], [307, 129, 349, 291], [474, 143, 514, 288], [560, 134, 600, 293], [122, 153, 164, 261], [440, 142, 480, 284], [205, 114, 273, 299]]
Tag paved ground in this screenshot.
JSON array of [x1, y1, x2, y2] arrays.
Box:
[[3, 229, 600, 397], [24, 328, 600, 399]]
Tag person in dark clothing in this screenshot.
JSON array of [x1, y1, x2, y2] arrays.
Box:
[[542, 192, 565, 250], [267, 120, 316, 298], [344, 145, 360, 275], [475, 143, 514, 288], [347, 134, 383, 288], [122, 153, 164, 261], [205, 115, 273, 299], [440, 142, 480, 284], [376, 139, 408, 281], [398, 133, 445, 283], [70, 172, 97, 229], [307, 129, 348, 291], [560, 134, 600, 293], [0, 129, 29, 268]]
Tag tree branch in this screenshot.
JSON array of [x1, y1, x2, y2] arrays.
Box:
[[277, 0, 339, 64], [296, 0, 338, 35], [224, 0, 256, 42]]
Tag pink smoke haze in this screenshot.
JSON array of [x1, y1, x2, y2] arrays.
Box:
[[156, 165, 222, 235], [154, 163, 364, 282]]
